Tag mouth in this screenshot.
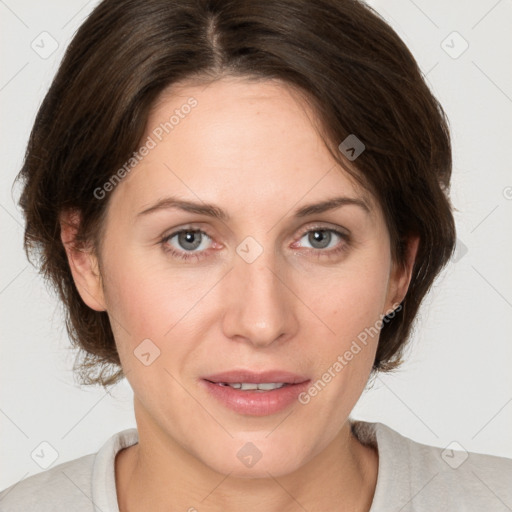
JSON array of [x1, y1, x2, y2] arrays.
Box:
[[200, 369, 311, 416]]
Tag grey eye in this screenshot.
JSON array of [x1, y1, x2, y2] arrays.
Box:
[[165, 230, 212, 253], [301, 229, 340, 250]]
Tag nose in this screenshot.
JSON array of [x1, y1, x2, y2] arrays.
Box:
[[221, 246, 298, 348]]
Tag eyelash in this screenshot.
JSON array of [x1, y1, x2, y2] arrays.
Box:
[[160, 225, 350, 262]]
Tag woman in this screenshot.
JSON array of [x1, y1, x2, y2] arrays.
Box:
[[1, 0, 510, 510]]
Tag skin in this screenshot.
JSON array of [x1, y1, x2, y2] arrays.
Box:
[[61, 77, 418, 512]]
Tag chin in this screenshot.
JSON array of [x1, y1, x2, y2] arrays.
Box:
[[196, 437, 310, 479]]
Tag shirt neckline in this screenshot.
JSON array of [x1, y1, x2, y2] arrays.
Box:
[[351, 420, 398, 511], [92, 427, 139, 512]]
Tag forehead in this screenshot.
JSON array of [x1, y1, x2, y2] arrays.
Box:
[[108, 77, 376, 219]]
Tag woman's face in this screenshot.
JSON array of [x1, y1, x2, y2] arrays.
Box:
[[72, 77, 412, 477]]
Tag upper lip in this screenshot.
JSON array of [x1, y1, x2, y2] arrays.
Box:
[[203, 370, 310, 385]]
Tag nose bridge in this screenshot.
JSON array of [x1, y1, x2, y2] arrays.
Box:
[[222, 240, 294, 346]]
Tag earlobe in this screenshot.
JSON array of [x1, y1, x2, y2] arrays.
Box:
[[386, 235, 420, 310], [59, 210, 106, 312]]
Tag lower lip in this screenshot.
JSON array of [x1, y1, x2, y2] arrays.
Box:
[[201, 379, 311, 416]]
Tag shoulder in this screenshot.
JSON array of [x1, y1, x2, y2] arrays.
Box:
[[0, 428, 138, 512], [401, 426, 512, 507], [0, 453, 96, 512], [353, 420, 512, 511]]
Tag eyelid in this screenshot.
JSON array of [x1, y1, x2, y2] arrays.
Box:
[[297, 221, 350, 236], [161, 222, 214, 237]]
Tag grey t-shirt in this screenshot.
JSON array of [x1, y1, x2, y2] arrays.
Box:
[[1, 421, 511, 511]]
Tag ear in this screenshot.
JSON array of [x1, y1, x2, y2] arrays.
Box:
[[384, 234, 420, 312], [59, 209, 106, 312]]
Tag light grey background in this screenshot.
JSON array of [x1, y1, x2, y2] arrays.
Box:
[[1, 0, 511, 491]]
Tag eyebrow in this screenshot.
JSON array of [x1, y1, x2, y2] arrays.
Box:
[[137, 195, 371, 221]]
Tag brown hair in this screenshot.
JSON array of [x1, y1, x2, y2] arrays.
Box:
[[17, 0, 456, 387]]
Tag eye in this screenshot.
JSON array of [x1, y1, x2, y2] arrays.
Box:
[[161, 228, 213, 261], [294, 227, 350, 258], [160, 225, 350, 262]]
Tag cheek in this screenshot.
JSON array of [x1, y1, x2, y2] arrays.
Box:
[[102, 245, 204, 336], [296, 249, 390, 398], [301, 249, 391, 340], [100, 249, 221, 382]]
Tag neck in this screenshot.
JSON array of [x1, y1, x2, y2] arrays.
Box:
[[116, 410, 378, 512]]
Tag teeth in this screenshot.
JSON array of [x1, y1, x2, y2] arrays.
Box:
[[255, 382, 286, 390], [218, 382, 287, 391]]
